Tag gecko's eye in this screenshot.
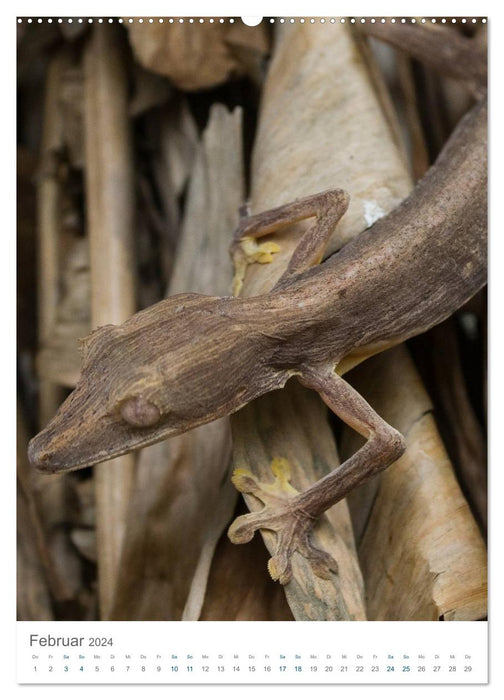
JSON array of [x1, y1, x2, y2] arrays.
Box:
[[120, 396, 161, 428]]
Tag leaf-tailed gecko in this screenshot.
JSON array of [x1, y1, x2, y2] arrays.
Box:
[[28, 98, 487, 585]]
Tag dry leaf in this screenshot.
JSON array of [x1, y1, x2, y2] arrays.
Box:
[[411, 319, 487, 531], [84, 23, 137, 619], [59, 63, 85, 168], [126, 21, 269, 90], [199, 502, 294, 621]]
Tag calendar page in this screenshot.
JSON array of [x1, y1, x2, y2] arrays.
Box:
[[15, 2, 490, 690]]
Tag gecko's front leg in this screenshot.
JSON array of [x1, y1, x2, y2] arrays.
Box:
[[230, 189, 349, 295], [228, 367, 406, 584]]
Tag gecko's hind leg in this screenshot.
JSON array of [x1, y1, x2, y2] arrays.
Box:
[[231, 189, 349, 295], [228, 367, 405, 585]]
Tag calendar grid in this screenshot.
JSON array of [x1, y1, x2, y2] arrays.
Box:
[[17, 621, 488, 684]]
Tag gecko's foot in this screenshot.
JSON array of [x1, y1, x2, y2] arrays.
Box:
[[228, 458, 338, 585], [231, 237, 281, 296]]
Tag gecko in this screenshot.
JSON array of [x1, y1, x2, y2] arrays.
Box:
[[28, 96, 487, 585]]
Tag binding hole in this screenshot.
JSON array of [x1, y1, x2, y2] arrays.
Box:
[[241, 16, 263, 26]]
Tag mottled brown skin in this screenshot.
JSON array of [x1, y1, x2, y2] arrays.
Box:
[[28, 98, 487, 584]]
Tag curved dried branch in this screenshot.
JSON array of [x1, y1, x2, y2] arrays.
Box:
[[359, 22, 486, 97]]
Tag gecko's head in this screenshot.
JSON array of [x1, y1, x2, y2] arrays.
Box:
[[28, 293, 286, 473]]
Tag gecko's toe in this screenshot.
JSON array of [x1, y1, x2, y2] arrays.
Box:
[[301, 540, 339, 580], [227, 512, 260, 544], [268, 552, 293, 585]]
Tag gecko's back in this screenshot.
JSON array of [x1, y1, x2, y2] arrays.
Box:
[[269, 97, 486, 372]]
